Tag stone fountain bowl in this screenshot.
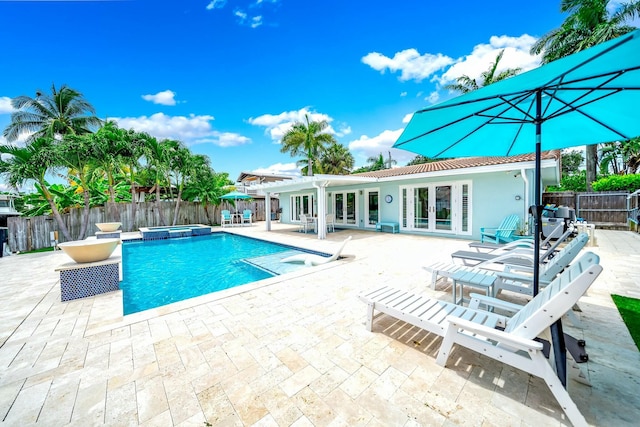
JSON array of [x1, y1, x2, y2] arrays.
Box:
[[58, 238, 120, 263], [95, 222, 122, 232]]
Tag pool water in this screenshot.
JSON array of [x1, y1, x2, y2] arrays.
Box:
[[120, 233, 310, 314]]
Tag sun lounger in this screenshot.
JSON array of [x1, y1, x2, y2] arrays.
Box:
[[451, 229, 573, 267], [468, 222, 565, 252], [281, 236, 351, 266], [424, 233, 589, 295], [360, 251, 601, 427]]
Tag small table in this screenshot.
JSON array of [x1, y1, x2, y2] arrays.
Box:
[[451, 269, 496, 305]]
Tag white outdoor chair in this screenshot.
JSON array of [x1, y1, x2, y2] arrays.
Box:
[[326, 213, 335, 232]]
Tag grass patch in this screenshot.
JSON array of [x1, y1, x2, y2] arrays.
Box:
[[17, 247, 55, 255], [611, 294, 640, 351]]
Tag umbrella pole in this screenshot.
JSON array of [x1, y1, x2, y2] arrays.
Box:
[[535, 90, 567, 387]]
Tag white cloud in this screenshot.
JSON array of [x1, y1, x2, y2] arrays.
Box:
[[141, 90, 178, 106], [0, 96, 14, 114], [192, 132, 251, 148], [362, 49, 455, 82], [426, 91, 440, 104], [248, 107, 337, 142], [251, 162, 301, 177], [206, 0, 227, 10], [400, 92, 407, 97], [348, 128, 414, 166], [402, 113, 413, 124], [434, 34, 541, 87]]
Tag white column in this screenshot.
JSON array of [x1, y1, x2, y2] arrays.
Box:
[[265, 192, 272, 231], [314, 182, 328, 239]]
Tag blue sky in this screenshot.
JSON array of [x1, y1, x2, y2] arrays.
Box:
[[0, 1, 618, 190]]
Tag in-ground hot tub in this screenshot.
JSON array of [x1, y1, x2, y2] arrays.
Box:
[[58, 238, 121, 263], [139, 224, 212, 240]]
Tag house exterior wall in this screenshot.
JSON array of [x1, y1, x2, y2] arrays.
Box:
[[275, 169, 535, 240]]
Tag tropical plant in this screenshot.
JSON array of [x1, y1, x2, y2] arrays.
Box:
[[366, 154, 386, 171], [318, 143, 355, 174], [57, 133, 106, 239], [591, 173, 640, 191], [141, 135, 171, 225], [0, 138, 73, 240], [547, 170, 588, 192], [3, 84, 102, 143], [444, 50, 522, 94], [530, 0, 640, 190], [183, 167, 232, 225], [599, 138, 640, 175], [280, 114, 337, 176], [561, 150, 584, 175]]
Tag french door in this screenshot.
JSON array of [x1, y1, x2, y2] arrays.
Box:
[[400, 182, 470, 234], [364, 189, 380, 228], [333, 191, 357, 226], [290, 194, 314, 221]]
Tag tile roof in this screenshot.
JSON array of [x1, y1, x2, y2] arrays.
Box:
[[353, 151, 560, 178]]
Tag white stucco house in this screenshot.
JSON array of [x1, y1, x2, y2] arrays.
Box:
[[250, 151, 560, 240]]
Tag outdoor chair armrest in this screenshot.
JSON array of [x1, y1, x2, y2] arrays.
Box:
[[445, 316, 543, 353], [468, 293, 524, 313]]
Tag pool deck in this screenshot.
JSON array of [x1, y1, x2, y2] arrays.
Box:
[[1, 224, 639, 426]]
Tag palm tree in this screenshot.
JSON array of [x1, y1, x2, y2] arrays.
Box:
[[319, 143, 355, 174], [366, 154, 386, 171], [142, 136, 173, 226], [530, 0, 640, 190], [0, 138, 73, 241], [3, 84, 102, 143], [444, 50, 522, 94], [57, 133, 104, 239], [183, 167, 231, 225], [280, 114, 337, 176]]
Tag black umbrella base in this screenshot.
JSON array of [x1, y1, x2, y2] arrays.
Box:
[[537, 334, 588, 363]]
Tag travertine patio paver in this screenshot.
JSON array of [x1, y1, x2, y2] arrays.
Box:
[[1, 225, 639, 426]]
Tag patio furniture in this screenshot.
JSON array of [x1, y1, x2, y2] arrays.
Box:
[[326, 213, 335, 232], [221, 210, 233, 227], [281, 236, 352, 266], [424, 233, 589, 297], [453, 229, 573, 267], [376, 221, 399, 233], [480, 214, 519, 244], [241, 209, 253, 226], [299, 214, 315, 233], [360, 251, 601, 427], [468, 221, 564, 252]]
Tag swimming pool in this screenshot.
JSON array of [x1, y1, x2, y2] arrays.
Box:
[[120, 233, 318, 314]]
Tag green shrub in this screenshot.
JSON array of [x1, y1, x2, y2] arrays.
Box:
[[547, 171, 587, 192], [591, 174, 640, 192]]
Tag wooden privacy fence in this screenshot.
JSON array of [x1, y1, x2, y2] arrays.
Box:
[[542, 191, 630, 228], [7, 199, 280, 252]]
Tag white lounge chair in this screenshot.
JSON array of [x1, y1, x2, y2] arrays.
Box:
[[424, 232, 589, 292], [281, 236, 351, 266], [360, 251, 601, 427], [452, 229, 573, 266]]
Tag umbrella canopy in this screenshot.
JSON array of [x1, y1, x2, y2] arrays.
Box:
[[220, 191, 251, 212], [395, 29, 640, 157], [220, 191, 252, 201], [393, 29, 640, 386]]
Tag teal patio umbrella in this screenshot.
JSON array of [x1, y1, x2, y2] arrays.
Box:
[[220, 191, 251, 214], [393, 29, 640, 385]]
